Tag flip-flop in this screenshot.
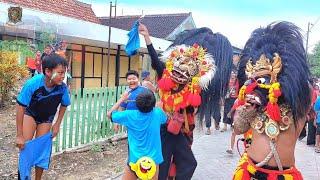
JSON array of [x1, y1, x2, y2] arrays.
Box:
[[220, 128, 227, 132], [226, 149, 233, 154], [315, 148, 320, 153]]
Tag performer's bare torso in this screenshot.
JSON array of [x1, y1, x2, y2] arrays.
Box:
[[246, 119, 306, 168]]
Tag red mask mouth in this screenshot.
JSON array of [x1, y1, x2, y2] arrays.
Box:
[[170, 69, 189, 84]]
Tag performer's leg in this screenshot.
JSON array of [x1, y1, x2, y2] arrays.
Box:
[[299, 122, 307, 140], [35, 122, 52, 180], [307, 120, 316, 145], [159, 126, 175, 180], [221, 105, 227, 132], [316, 134, 320, 152], [168, 157, 176, 179], [213, 106, 221, 130], [227, 130, 236, 154], [205, 113, 211, 128], [173, 133, 197, 180], [222, 98, 230, 131], [204, 114, 212, 135], [316, 124, 320, 152], [168, 124, 195, 179]]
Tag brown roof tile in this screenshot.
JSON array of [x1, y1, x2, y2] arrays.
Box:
[[1, 0, 100, 24], [99, 13, 192, 39]]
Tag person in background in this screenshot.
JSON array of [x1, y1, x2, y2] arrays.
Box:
[[141, 70, 157, 93], [41, 45, 53, 61], [220, 55, 239, 132], [313, 91, 320, 153], [306, 81, 318, 146], [26, 57, 36, 77], [34, 50, 42, 75]]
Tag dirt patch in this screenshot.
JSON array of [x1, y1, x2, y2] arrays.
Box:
[[0, 105, 128, 180], [44, 140, 127, 180], [0, 105, 19, 179]]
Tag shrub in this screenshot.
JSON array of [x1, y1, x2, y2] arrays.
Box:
[[0, 51, 29, 107]]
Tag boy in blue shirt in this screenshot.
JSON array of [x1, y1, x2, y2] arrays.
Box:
[[120, 70, 147, 110], [314, 96, 320, 153], [16, 53, 71, 179], [110, 70, 147, 132], [107, 90, 167, 180]]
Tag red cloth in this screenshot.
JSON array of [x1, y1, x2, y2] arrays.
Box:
[[231, 99, 243, 110], [312, 88, 317, 105], [26, 57, 36, 70], [233, 153, 303, 180], [35, 58, 42, 73]]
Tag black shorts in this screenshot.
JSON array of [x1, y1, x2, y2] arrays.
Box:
[[25, 111, 53, 124], [316, 123, 320, 135]]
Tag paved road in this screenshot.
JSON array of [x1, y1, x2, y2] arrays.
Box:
[[112, 126, 320, 180], [192, 127, 320, 180]]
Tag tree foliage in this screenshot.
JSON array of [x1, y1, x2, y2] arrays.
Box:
[[38, 31, 56, 52], [0, 40, 34, 64], [0, 31, 56, 107], [309, 41, 320, 77], [0, 51, 29, 106]]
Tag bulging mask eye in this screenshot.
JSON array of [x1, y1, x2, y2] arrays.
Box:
[[256, 78, 266, 84]]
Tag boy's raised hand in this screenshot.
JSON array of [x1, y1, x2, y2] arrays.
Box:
[[119, 91, 130, 103], [106, 91, 130, 119]]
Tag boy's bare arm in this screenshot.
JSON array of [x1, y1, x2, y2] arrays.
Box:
[[107, 92, 129, 132], [16, 105, 26, 149], [107, 92, 129, 118], [55, 106, 67, 125], [144, 81, 157, 92], [52, 106, 67, 138], [108, 99, 125, 116]]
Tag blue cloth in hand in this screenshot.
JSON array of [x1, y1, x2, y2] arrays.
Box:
[[125, 21, 140, 56], [18, 132, 52, 180]]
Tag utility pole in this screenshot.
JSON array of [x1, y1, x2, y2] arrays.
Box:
[[106, 0, 117, 87], [306, 22, 311, 62]]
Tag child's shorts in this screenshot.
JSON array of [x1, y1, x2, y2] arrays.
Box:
[[25, 111, 54, 125], [316, 123, 320, 135]]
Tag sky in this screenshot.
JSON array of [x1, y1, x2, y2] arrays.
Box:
[[80, 0, 320, 52]]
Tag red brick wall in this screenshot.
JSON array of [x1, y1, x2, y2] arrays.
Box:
[[1, 0, 100, 24]]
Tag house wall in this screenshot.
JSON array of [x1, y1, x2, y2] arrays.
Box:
[[67, 44, 143, 90], [2, 34, 154, 90]]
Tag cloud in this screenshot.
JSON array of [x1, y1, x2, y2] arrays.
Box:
[[89, 2, 320, 52]]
